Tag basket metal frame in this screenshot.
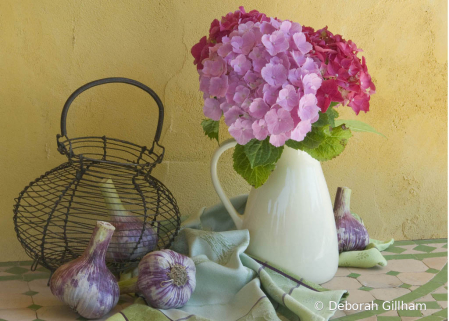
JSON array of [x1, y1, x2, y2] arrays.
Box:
[[13, 78, 180, 275]]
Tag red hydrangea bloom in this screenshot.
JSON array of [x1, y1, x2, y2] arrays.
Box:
[[303, 26, 375, 114]]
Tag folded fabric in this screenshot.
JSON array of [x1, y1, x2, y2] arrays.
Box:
[[108, 228, 347, 321], [107, 194, 392, 321], [186, 195, 394, 269]]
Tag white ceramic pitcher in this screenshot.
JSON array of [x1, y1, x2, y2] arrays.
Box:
[[211, 138, 339, 284]]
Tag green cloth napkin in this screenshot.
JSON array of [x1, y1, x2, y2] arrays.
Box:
[[107, 194, 392, 321], [338, 239, 394, 268], [107, 228, 347, 321]]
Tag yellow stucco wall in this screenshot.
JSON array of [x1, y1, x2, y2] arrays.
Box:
[[0, 0, 446, 261]]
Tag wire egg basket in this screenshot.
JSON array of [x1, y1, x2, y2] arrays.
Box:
[[13, 77, 181, 275]]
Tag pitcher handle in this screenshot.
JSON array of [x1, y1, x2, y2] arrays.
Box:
[[210, 138, 244, 229]]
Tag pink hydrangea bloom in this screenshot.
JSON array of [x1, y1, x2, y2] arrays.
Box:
[[299, 94, 320, 121], [209, 75, 229, 98], [265, 107, 294, 135], [230, 54, 252, 75], [261, 63, 288, 88], [252, 119, 269, 140], [269, 132, 290, 147], [203, 98, 222, 121], [224, 106, 243, 126], [229, 118, 255, 145], [233, 85, 251, 104], [291, 120, 311, 142], [202, 55, 227, 77], [277, 85, 299, 111], [231, 32, 256, 55], [192, 7, 374, 147], [261, 30, 290, 56], [302, 73, 322, 95], [249, 98, 270, 119], [293, 32, 312, 55]]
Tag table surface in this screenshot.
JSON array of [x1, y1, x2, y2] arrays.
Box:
[[0, 239, 446, 321]]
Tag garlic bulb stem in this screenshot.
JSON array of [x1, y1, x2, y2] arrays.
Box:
[[86, 221, 115, 258], [334, 186, 351, 219], [99, 178, 127, 214]]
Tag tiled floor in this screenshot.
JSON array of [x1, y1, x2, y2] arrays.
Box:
[[0, 239, 446, 321]]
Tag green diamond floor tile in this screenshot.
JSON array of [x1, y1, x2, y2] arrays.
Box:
[[384, 246, 407, 254], [0, 319, 7, 321], [415, 301, 442, 309], [377, 316, 401, 321], [0, 261, 17, 267], [36, 266, 49, 272], [394, 240, 417, 246], [397, 308, 423, 317], [32, 319, 46, 321], [443, 244, 448, 249], [419, 316, 446, 321], [77, 317, 89, 321], [27, 304, 43, 311], [432, 293, 448, 301], [347, 273, 360, 278], [414, 239, 448, 244], [5, 266, 29, 275], [0, 275, 22, 281], [22, 290, 39, 296], [414, 245, 437, 253], [400, 283, 412, 289], [18, 261, 34, 266], [426, 268, 440, 274], [22, 272, 51, 282], [434, 308, 448, 317], [386, 270, 400, 276], [359, 286, 373, 291], [415, 301, 441, 310]]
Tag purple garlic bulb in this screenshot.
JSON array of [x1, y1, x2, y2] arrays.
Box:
[[138, 250, 196, 309], [99, 178, 158, 262], [334, 187, 370, 253], [50, 221, 119, 319], [119, 249, 196, 309]]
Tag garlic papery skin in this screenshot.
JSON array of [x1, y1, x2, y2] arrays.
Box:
[[334, 187, 370, 253], [50, 221, 119, 319], [119, 249, 196, 309], [99, 178, 158, 262]]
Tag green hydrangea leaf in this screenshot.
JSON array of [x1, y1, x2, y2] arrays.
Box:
[[326, 106, 339, 127], [312, 112, 329, 128], [302, 125, 352, 161], [201, 119, 220, 143], [244, 138, 284, 169], [233, 144, 275, 188], [334, 119, 386, 138], [313, 106, 339, 128], [329, 102, 340, 109], [285, 126, 326, 150]]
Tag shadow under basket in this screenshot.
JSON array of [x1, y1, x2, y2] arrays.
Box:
[[13, 77, 181, 275]]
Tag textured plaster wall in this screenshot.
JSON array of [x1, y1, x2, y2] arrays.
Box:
[[0, 0, 446, 261]]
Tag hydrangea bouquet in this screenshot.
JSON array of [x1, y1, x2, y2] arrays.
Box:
[[191, 7, 380, 187]]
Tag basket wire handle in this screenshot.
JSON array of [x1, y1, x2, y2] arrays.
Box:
[[60, 77, 164, 142]]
